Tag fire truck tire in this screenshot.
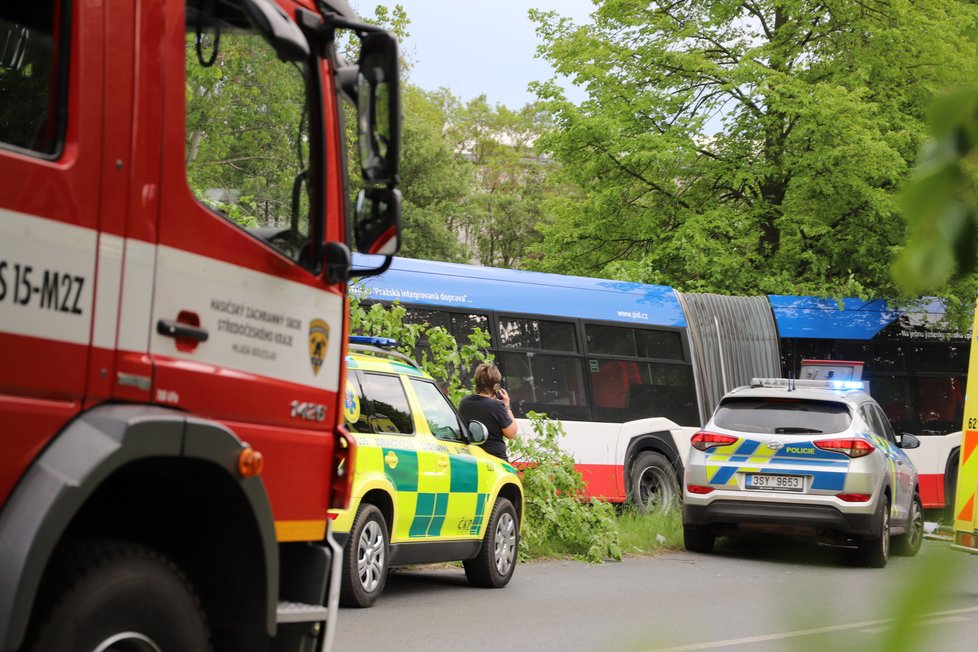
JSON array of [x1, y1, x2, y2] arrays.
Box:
[[857, 497, 890, 568], [629, 451, 679, 513], [340, 504, 389, 608], [25, 538, 210, 652], [893, 493, 924, 557], [464, 497, 518, 589]]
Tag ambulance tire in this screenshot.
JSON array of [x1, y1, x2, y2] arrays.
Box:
[[629, 451, 679, 513], [25, 538, 210, 652], [683, 525, 715, 554], [893, 493, 924, 557], [858, 496, 890, 568], [464, 497, 519, 589], [340, 504, 389, 608]]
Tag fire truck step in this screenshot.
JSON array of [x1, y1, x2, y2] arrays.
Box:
[[276, 600, 330, 624]]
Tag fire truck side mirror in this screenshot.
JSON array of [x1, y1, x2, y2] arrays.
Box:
[[357, 30, 400, 185], [241, 0, 310, 62], [353, 187, 401, 256]]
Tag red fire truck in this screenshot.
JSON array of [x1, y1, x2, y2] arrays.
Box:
[[0, 1, 401, 650]]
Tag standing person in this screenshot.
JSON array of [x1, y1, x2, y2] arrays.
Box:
[[459, 363, 518, 461]]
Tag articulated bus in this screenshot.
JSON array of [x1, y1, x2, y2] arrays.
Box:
[[351, 255, 967, 514]]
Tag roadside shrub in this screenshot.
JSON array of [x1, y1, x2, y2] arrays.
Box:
[[509, 412, 622, 562]]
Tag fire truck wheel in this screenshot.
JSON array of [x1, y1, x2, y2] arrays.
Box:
[[340, 504, 389, 608], [893, 493, 924, 557], [629, 451, 679, 513], [26, 538, 210, 652], [857, 496, 890, 568], [464, 497, 518, 588]]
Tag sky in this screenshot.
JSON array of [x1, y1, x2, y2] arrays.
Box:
[[351, 0, 597, 109]]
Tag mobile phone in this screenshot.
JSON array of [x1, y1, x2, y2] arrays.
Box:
[[494, 383, 504, 399]]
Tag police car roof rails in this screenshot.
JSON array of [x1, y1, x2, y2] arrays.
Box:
[[750, 377, 868, 392], [348, 335, 421, 369]]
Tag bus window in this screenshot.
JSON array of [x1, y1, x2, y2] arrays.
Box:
[[870, 344, 906, 372], [499, 317, 577, 352], [585, 324, 684, 361], [915, 376, 965, 436], [589, 359, 698, 426], [498, 351, 587, 418], [910, 343, 969, 374]]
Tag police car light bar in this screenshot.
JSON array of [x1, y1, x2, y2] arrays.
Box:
[[750, 378, 867, 391], [349, 335, 397, 348]]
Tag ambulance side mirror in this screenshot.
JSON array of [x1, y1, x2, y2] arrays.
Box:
[[467, 420, 488, 446]]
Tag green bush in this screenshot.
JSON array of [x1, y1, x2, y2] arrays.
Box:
[[509, 413, 622, 562]]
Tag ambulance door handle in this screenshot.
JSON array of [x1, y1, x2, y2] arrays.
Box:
[[437, 458, 449, 468]]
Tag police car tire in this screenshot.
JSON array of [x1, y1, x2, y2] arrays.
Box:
[[25, 538, 211, 652], [858, 497, 890, 568], [464, 497, 519, 589], [683, 525, 714, 553], [629, 451, 679, 513], [893, 494, 924, 557], [340, 504, 389, 608]]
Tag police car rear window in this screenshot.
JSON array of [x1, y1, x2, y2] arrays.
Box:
[[714, 398, 851, 435]]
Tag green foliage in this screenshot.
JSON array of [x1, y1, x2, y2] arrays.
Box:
[[893, 86, 978, 315], [508, 413, 622, 563], [527, 0, 978, 305], [348, 290, 492, 404], [616, 506, 682, 556]]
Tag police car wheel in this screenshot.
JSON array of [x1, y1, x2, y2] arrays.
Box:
[[893, 494, 924, 557], [858, 497, 890, 568], [683, 525, 715, 554], [464, 497, 518, 588], [25, 538, 210, 652], [340, 504, 389, 608], [629, 451, 679, 513]]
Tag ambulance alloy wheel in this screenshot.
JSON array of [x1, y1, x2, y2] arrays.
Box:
[[630, 451, 679, 513], [340, 503, 389, 608], [26, 539, 210, 652], [858, 496, 890, 568], [464, 497, 518, 588], [893, 493, 924, 557]]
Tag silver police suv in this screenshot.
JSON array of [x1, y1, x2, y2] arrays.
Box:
[[682, 378, 924, 567]]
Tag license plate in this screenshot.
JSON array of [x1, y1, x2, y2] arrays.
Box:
[[746, 474, 803, 492]]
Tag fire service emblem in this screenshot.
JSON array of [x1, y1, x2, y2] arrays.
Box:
[[308, 318, 329, 376]]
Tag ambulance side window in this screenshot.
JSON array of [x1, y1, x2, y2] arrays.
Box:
[[0, 1, 68, 156], [360, 372, 414, 434], [409, 378, 463, 442]]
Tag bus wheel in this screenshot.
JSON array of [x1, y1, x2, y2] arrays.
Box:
[[629, 451, 679, 513], [464, 497, 519, 588], [26, 539, 210, 652]]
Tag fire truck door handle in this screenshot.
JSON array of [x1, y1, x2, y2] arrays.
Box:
[[157, 319, 209, 342]]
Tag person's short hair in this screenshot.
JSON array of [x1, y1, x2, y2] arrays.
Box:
[[473, 363, 501, 394]]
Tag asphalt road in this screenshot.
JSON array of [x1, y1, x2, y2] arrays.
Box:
[[332, 537, 978, 652]]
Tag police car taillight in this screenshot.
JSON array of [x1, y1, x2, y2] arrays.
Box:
[[814, 438, 874, 458], [690, 431, 738, 451]]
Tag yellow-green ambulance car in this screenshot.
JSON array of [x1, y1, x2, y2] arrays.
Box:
[[332, 337, 524, 607]]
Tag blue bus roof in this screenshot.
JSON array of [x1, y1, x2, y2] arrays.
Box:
[[351, 255, 687, 327], [769, 295, 949, 340]]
